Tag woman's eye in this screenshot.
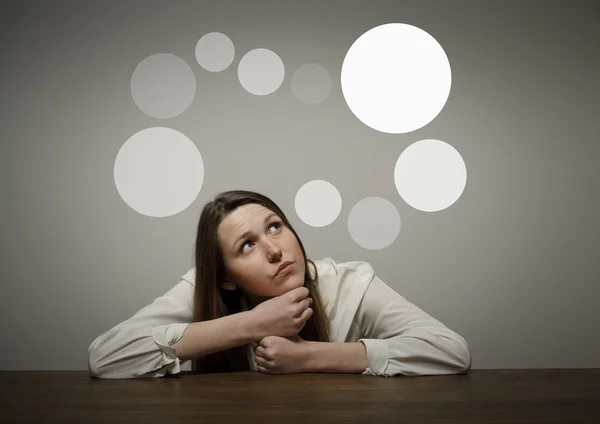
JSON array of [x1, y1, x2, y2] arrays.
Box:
[[240, 222, 282, 253], [241, 241, 252, 253]]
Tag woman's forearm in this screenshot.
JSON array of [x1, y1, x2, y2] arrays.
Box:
[[305, 341, 368, 374], [173, 310, 260, 361]]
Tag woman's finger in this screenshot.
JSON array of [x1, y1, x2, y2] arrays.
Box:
[[254, 356, 268, 367], [256, 364, 273, 374], [254, 346, 272, 360]]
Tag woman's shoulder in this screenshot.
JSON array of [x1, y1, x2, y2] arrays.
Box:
[[180, 267, 197, 286], [311, 257, 375, 282], [311, 258, 377, 319]]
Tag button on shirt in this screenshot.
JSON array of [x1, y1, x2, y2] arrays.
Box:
[[88, 257, 471, 378]]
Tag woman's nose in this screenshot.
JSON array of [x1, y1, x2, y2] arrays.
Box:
[[265, 240, 282, 260]]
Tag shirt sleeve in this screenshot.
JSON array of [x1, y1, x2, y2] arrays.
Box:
[[355, 271, 472, 377], [87, 274, 195, 379]]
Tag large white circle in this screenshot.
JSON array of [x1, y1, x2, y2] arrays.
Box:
[[341, 23, 451, 134], [114, 127, 204, 218], [348, 197, 401, 250], [294, 180, 342, 227], [195, 32, 235, 72], [394, 139, 467, 212], [130, 53, 196, 119], [238, 48, 285, 95]]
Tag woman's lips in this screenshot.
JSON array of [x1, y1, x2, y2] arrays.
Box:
[[275, 262, 294, 277]]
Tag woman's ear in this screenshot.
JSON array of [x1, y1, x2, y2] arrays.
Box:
[[220, 277, 237, 291], [221, 281, 237, 291]]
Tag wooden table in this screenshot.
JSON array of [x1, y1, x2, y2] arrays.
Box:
[[1, 369, 599, 423]]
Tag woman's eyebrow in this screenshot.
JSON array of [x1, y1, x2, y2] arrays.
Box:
[[231, 213, 278, 251]]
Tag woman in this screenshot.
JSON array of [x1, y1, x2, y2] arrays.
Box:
[[88, 190, 471, 378]]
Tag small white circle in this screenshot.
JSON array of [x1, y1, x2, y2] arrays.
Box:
[[114, 127, 204, 217], [394, 139, 467, 212], [341, 23, 451, 134], [295, 180, 342, 227], [238, 48, 285, 95], [195, 32, 235, 72]]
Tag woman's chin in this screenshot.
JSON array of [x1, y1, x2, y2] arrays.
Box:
[[282, 276, 305, 291], [250, 275, 307, 301]]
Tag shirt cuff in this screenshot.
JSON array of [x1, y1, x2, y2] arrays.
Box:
[[152, 323, 190, 374], [358, 338, 390, 377]]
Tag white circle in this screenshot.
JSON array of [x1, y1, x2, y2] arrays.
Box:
[[295, 180, 342, 227], [348, 197, 401, 250], [394, 139, 467, 212], [238, 48, 285, 95], [114, 127, 204, 218], [130, 53, 196, 119], [291, 63, 332, 104], [341, 23, 451, 134], [195, 32, 235, 72]]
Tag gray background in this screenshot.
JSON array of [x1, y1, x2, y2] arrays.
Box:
[[1, 0, 598, 370]]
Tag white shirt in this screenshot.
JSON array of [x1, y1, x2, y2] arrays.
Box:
[[88, 257, 471, 378]]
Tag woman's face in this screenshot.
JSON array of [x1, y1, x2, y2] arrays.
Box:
[[217, 203, 306, 306]]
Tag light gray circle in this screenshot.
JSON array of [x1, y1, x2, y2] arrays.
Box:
[[348, 197, 401, 250], [394, 138, 467, 212], [294, 180, 342, 227], [131, 53, 196, 119], [291, 63, 332, 104], [113, 127, 204, 218], [237, 48, 285, 95], [195, 32, 235, 72]]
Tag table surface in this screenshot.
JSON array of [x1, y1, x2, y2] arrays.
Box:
[[1, 369, 599, 423]]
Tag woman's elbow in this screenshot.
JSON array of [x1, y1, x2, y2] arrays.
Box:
[[87, 335, 124, 379], [433, 331, 472, 374], [87, 353, 133, 379], [457, 339, 472, 373], [88, 361, 103, 378], [88, 342, 108, 378]]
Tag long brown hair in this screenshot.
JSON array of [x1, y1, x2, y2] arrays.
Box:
[[191, 190, 331, 373]]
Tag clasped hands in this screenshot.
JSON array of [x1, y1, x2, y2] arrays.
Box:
[[253, 334, 311, 375], [250, 286, 315, 375]]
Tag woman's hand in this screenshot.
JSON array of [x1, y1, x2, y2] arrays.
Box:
[[253, 335, 311, 375], [249, 287, 313, 339]]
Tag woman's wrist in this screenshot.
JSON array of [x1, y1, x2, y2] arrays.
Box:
[[304, 341, 368, 374], [243, 310, 267, 342]]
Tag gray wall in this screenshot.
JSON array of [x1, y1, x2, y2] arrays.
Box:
[[1, 0, 598, 371]]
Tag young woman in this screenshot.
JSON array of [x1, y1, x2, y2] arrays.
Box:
[[88, 190, 471, 378]]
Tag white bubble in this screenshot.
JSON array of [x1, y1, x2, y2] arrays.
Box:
[[130, 53, 196, 119], [341, 23, 451, 134], [348, 197, 401, 250], [295, 180, 342, 227], [238, 48, 285, 95], [394, 139, 467, 212], [195, 32, 235, 72], [114, 127, 204, 218], [291, 63, 332, 104]]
